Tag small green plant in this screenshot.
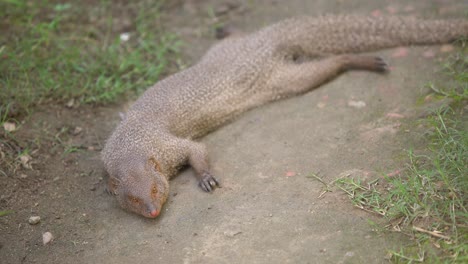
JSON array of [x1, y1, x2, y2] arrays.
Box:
[[0, 210, 13, 217]]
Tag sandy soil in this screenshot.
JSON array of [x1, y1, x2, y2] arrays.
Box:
[[1, 0, 466, 263]]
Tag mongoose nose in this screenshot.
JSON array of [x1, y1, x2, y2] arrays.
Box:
[[149, 209, 160, 218]]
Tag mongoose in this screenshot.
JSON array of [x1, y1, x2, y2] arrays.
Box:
[[102, 15, 468, 218]]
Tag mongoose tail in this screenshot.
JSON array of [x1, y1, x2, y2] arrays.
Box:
[[265, 15, 468, 56]]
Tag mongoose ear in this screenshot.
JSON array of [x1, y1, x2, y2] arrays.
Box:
[[108, 176, 121, 195]]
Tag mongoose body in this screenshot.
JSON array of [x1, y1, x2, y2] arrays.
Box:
[[102, 15, 468, 218]]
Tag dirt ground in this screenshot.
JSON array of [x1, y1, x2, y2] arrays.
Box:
[[1, 0, 466, 263]]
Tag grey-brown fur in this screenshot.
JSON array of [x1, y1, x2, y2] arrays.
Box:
[[102, 15, 468, 218]]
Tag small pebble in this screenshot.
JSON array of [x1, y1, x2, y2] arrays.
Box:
[[65, 99, 75, 108], [28, 216, 41, 225], [316, 102, 326, 108], [43, 232, 54, 245], [348, 100, 366, 109], [20, 155, 32, 169], [72, 126, 83, 135], [3, 122, 16, 132], [120, 33, 130, 42], [345, 251, 355, 257]]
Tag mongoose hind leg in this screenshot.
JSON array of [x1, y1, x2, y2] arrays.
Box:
[[270, 54, 389, 97], [182, 139, 220, 192]]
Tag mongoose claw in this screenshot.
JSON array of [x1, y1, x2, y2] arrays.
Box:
[[374, 56, 389, 73], [199, 172, 220, 192]]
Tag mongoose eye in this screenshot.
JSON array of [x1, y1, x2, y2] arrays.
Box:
[[151, 185, 158, 198], [129, 196, 141, 204]]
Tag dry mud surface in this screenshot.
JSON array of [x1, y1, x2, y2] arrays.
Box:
[[1, 0, 467, 263]]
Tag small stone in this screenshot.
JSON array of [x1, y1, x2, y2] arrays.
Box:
[[120, 32, 130, 42], [319, 248, 327, 253], [3, 122, 16, 132], [348, 100, 366, 109], [345, 251, 355, 257], [65, 99, 75, 108], [19, 174, 28, 179], [19, 155, 32, 169], [28, 216, 41, 225], [317, 102, 326, 108], [72, 127, 83, 135], [42, 232, 54, 245]]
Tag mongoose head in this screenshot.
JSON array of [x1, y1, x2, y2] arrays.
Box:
[[108, 158, 169, 218]]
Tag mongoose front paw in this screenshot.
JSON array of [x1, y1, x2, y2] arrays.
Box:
[[199, 172, 220, 192], [373, 56, 390, 73]]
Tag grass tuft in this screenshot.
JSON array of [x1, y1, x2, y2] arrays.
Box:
[[0, 0, 180, 118], [334, 45, 467, 262]]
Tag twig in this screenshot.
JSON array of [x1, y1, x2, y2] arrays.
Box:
[[412, 226, 451, 240]]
